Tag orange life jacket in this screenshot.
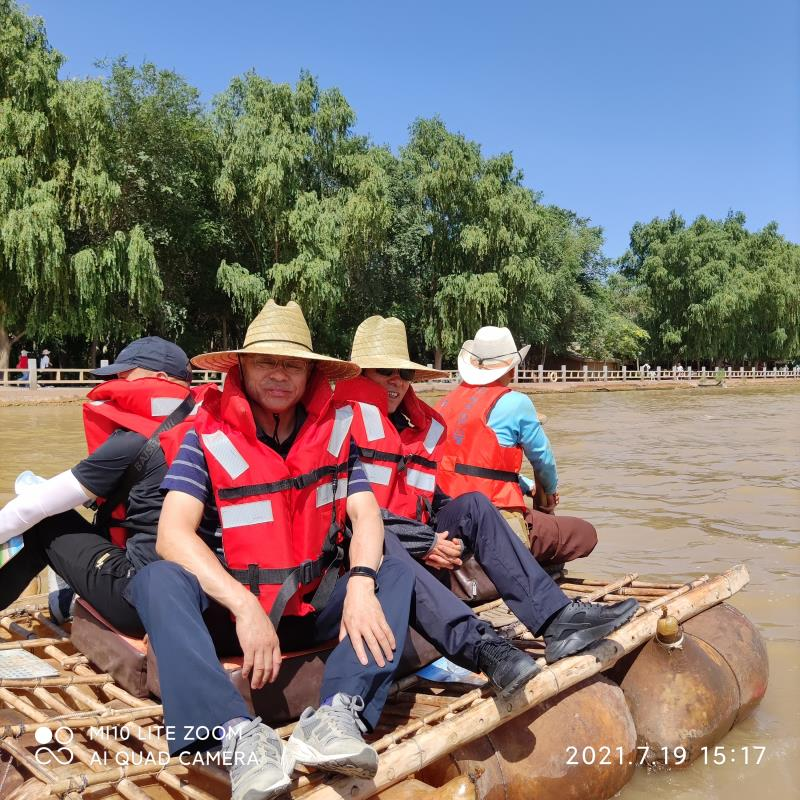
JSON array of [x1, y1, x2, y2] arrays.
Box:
[[333, 377, 446, 522], [436, 383, 526, 512], [82, 378, 205, 546], [196, 369, 353, 622]]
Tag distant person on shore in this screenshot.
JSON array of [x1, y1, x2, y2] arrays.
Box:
[[15, 350, 29, 385], [0, 337, 200, 632], [640, 362, 651, 378], [435, 326, 597, 566], [39, 349, 51, 370]]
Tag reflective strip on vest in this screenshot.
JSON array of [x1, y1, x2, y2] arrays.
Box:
[[151, 397, 184, 417], [219, 500, 273, 528], [201, 431, 249, 480], [188, 402, 202, 416], [328, 406, 354, 457], [406, 468, 436, 493], [316, 478, 349, 507], [358, 402, 385, 442], [362, 462, 392, 486], [89, 400, 106, 406], [423, 419, 445, 455]]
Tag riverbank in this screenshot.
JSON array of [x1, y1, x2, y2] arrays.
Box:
[[416, 377, 800, 395], [2, 378, 800, 407]]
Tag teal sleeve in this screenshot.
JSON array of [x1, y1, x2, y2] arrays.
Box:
[[487, 392, 559, 494]]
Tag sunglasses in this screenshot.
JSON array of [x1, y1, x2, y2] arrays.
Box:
[[374, 367, 415, 381]]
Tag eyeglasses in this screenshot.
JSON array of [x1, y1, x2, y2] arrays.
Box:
[[374, 367, 415, 381], [250, 357, 310, 375]]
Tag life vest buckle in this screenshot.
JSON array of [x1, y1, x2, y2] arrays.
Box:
[[298, 559, 319, 585]]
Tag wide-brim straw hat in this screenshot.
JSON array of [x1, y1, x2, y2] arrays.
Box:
[[192, 299, 360, 380], [457, 326, 531, 386], [350, 316, 450, 382]]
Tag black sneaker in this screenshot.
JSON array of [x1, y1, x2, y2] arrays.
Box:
[[477, 637, 541, 697], [543, 597, 639, 663]]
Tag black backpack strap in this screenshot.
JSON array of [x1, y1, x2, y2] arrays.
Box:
[[95, 394, 196, 528]]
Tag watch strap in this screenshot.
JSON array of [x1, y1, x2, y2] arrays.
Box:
[[349, 565, 379, 589]]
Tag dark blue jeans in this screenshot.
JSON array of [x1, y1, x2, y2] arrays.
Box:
[[434, 492, 569, 634], [126, 556, 413, 754], [383, 531, 497, 670]]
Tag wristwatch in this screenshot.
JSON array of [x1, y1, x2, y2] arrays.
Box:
[[349, 565, 379, 591]]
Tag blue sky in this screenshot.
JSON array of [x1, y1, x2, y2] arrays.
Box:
[[25, 0, 800, 259]]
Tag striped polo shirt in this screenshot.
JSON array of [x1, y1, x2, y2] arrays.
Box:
[[161, 425, 371, 562]]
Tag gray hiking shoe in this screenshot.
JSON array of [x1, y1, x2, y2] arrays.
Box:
[[222, 718, 294, 800], [287, 693, 378, 778]]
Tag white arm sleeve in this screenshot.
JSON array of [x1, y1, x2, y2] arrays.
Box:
[[0, 470, 94, 546]]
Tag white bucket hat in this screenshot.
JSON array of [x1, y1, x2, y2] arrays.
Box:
[[457, 326, 531, 386]]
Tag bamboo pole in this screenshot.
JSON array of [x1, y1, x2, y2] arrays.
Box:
[[0, 674, 113, 688], [0, 703, 164, 737], [581, 573, 638, 601], [298, 564, 749, 800], [0, 637, 66, 651], [565, 578, 684, 589], [0, 738, 58, 784]]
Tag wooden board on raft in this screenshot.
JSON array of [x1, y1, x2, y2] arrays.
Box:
[[0, 565, 749, 800]]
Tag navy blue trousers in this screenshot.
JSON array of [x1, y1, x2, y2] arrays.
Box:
[[434, 493, 568, 634], [126, 556, 413, 755], [383, 531, 496, 670]]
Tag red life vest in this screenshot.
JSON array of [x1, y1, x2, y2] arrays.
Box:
[[333, 377, 446, 522], [436, 383, 526, 512], [196, 368, 353, 622], [83, 377, 206, 545]]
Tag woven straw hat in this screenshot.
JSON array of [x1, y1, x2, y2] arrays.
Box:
[[192, 299, 360, 380], [350, 316, 450, 382]]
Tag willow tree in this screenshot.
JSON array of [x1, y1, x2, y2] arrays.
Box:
[[621, 211, 799, 363], [396, 118, 554, 367], [213, 71, 393, 354], [0, 0, 162, 367]]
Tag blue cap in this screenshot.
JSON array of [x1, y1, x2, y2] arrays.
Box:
[[91, 337, 192, 382]]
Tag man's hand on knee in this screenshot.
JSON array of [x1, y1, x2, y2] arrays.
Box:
[[340, 577, 396, 668], [235, 593, 282, 689]]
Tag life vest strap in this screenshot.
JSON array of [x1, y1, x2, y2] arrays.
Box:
[[407, 453, 437, 470], [95, 393, 196, 529], [355, 446, 405, 464], [453, 462, 520, 483], [228, 540, 345, 627], [217, 462, 348, 500]]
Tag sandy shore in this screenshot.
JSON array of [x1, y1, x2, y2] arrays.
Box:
[[2, 378, 798, 407]]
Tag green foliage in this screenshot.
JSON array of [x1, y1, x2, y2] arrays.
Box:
[[2, 0, 797, 369], [620, 212, 799, 363]]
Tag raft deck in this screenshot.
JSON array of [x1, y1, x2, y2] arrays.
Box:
[[0, 565, 749, 800]]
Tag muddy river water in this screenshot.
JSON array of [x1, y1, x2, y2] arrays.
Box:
[[0, 385, 798, 799]]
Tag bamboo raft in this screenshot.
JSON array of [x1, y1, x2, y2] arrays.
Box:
[[0, 564, 752, 800]]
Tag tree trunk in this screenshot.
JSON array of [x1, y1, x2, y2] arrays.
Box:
[[222, 316, 229, 350], [88, 340, 98, 368], [0, 323, 10, 372], [433, 347, 443, 370]]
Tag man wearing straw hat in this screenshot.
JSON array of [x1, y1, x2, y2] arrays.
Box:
[[436, 326, 598, 566], [125, 300, 414, 800], [334, 316, 638, 674]]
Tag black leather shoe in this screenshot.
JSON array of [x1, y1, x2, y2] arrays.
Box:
[[543, 597, 639, 664], [477, 638, 541, 697]]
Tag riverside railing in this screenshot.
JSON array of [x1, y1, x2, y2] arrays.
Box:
[[1, 364, 798, 389]]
